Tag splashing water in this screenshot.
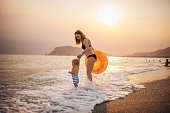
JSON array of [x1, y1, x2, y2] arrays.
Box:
[[0, 55, 162, 113]]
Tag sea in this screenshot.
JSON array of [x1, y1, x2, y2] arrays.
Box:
[[0, 55, 166, 113]]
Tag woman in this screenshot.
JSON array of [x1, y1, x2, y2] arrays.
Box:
[[75, 30, 96, 81]]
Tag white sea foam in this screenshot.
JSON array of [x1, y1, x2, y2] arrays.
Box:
[[11, 65, 159, 113], [1, 55, 163, 113]]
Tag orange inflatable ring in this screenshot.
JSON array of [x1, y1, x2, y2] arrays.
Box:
[[85, 50, 108, 74]]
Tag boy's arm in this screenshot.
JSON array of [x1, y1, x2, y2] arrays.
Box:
[[68, 71, 73, 74], [68, 67, 76, 75]]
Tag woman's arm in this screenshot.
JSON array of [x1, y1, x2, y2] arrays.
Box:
[[77, 39, 93, 59], [77, 39, 89, 59], [81, 39, 93, 54]]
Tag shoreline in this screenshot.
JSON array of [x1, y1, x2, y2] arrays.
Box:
[[129, 66, 170, 84], [92, 67, 170, 113]]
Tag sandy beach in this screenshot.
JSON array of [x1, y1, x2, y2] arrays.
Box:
[[93, 67, 170, 113]]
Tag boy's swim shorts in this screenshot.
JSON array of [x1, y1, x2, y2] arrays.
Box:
[[72, 76, 79, 84]]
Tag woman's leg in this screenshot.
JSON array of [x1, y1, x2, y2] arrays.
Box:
[[87, 57, 96, 81]]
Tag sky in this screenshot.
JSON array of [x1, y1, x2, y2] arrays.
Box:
[[0, 0, 170, 56]]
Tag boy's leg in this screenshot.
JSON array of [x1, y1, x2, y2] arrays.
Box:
[[74, 83, 78, 87]]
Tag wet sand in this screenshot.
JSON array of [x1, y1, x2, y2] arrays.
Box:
[[93, 67, 170, 113], [129, 66, 170, 84]]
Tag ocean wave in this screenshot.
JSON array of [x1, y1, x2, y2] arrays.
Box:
[[9, 67, 148, 113], [1, 56, 163, 113]]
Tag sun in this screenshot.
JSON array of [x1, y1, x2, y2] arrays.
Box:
[[97, 5, 121, 26]]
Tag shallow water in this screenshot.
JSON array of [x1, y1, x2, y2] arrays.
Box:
[[0, 55, 165, 112]]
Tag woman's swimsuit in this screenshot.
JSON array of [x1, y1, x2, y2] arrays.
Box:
[[82, 39, 97, 60], [87, 54, 97, 59], [82, 39, 91, 50]]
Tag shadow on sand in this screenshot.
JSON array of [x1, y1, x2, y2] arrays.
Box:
[[92, 100, 110, 113]]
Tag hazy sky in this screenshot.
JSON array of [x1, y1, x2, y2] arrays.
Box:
[[0, 0, 170, 56]]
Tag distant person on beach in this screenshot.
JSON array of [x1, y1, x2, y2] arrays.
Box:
[[68, 59, 80, 87], [74, 30, 96, 81], [165, 59, 170, 67]]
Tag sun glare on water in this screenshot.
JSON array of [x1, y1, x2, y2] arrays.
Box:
[[97, 4, 121, 26]]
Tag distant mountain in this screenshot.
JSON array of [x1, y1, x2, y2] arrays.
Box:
[[48, 46, 113, 56], [48, 46, 83, 56], [130, 47, 170, 57]]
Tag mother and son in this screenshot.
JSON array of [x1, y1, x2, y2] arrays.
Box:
[[68, 30, 97, 87]]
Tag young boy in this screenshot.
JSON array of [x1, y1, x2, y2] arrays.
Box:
[[68, 59, 80, 87]]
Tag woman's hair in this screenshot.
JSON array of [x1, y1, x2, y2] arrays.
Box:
[[75, 30, 87, 45]]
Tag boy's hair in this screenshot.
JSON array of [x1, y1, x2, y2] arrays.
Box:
[[72, 59, 79, 66]]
